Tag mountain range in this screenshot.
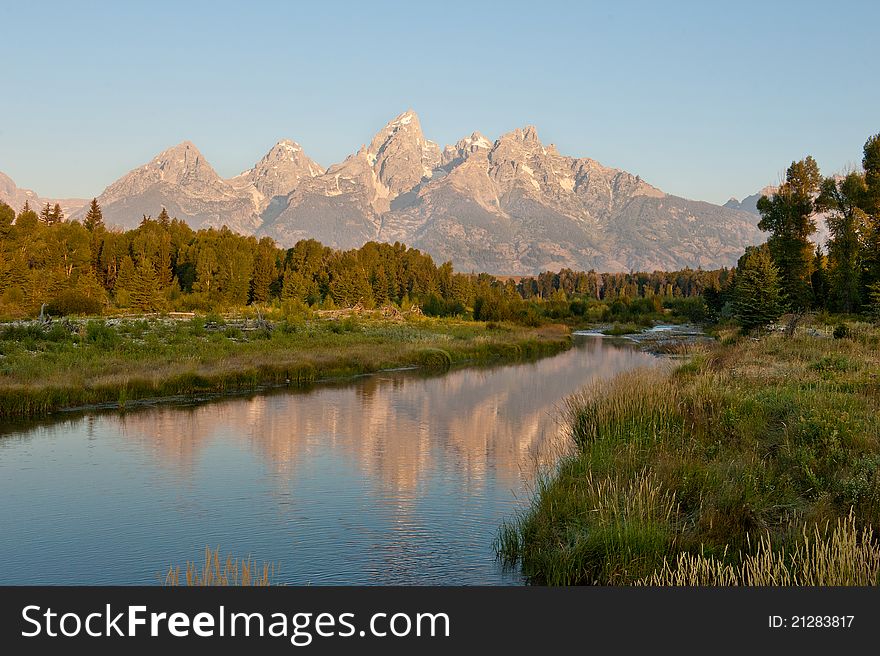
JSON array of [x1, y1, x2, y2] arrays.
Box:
[[0, 172, 87, 219], [2, 111, 768, 274]]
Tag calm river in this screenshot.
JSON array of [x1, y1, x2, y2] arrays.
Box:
[[0, 335, 657, 585]]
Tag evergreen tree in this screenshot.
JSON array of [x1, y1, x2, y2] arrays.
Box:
[[113, 255, 137, 307], [157, 207, 171, 227], [39, 202, 53, 224], [757, 157, 821, 310], [0, 202, 13, 239], [810, 245, 829, 310], [868, 282, 880, 322], [15, 203, 39, 232], [250, 238, 277, 304], [281, 267, 309, 302], [129, 260, 165, 311], [83, 198, 104, 232], [733, 245, 784, 330], [50, 203, 64, 224], [863, 133, 880, 216]]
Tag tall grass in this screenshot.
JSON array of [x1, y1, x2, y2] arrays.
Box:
[[641, 513, 880, 586], [163, 547, 277, 586], [498, 469, 679, 584], [498, 326, 880, 585]]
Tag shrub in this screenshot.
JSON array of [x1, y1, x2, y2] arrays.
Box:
[[421, 294, 465, 318], [664, 296, 708, 323], [416, 348, 453, 371], [474, 293, 514, 322], [84, 321, 120, 348], [833, 324, 851, 339], [187, 317, 207, 337], [329, 317, 359, 334], [46, 290, 103, 317]]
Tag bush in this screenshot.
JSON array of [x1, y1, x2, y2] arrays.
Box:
[[187, 317, 207, 337], [277, 318, 304, 335], [1, 325, 38, 341], [474, 293, 514, 322], [664, 296, 708, 322], [514, 305, 542, 327], [329, 317, 359, 334], [421, 294, 465, 318], [84, 321, 120, 348], [416, 348, 453, 371], [46, 290, 103, 317], [833, 324, 851, 339]]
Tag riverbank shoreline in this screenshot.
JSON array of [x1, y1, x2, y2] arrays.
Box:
[[0, 317, 572, 420], [497, 323, 880, 585]]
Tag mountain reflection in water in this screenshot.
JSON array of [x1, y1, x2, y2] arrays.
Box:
[[0, 335, 657, 585]]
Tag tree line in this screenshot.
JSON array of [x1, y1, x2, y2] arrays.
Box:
[[717, 132, 880, 329], [0, 197, 715, 321]]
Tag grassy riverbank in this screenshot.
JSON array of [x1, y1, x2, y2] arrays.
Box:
[[497, 322, 880, 585], [0, 315, 570, 419]]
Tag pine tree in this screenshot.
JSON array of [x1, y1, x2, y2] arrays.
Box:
[[868, 282, 880, 322], [113, 255, 137, 307], [810, 245, 829, 310], [50, 203, 64, 224], [83, 198, 104, 232], [733, 245, 784, 331], [281, 267, 308, 302], [129, 260, 165, 311], [0, 202, 13, 238], [157, 207, 171, 227], [39, 202, 53, 224], [250, 239, 277, 304], [15, 203, 40, 232]]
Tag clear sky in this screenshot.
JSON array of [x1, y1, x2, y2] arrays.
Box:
[[2, 0, 877, 204]]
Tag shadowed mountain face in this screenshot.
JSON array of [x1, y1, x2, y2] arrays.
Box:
[[15, 110, 764, 273]]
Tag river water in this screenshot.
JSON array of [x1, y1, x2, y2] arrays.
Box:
[[0, 335, 657, 585]]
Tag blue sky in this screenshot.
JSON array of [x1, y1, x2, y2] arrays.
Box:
[[2, 0, 877, 204]]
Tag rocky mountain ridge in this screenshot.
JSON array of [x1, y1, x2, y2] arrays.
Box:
[[6, 111, 766, 273]]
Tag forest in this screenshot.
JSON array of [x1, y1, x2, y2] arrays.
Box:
[[711, 133, 880, 328], [0, 198, 722, 325]]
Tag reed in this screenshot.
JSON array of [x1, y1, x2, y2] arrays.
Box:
[[163, 547, 277, 586], [641, 513, 880, 586]]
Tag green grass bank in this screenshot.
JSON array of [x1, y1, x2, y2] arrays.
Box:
[[497, 322, 880, 585], [0, 315, 571, 419]]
